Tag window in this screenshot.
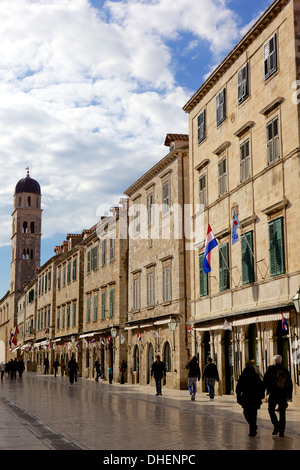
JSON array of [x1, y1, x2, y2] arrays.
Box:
[[264, 33, 277, 80], [199, 253, 208, 297], [133, 279, 140, 310], [57, 269, 61, 289], [30, 222, 35, 233], [147, 193, 153, 226], [238, 63, 249, 104], [163, 267, 171, 302], [93, 294, 98, 321], [92, 246, 98, 270], [101, 291, 106, 319], [147, 273, 154, 307], [62, 265, 66, 286], [67, 262, 71, 284], [134, 204, 140, 233], [57, 309, 60, 330], [267, 117, 280, 164], [67, 305, 70, 328], [72, 258, 77, 281], [109, 236, 114, 261], [87, 250, 91, 273], [199, 174, 207, 207], [72, 303, 76, 326], [197, 109, 206, 143], [86, 298, 90, 323], [62, 308, 65, 329], [162, 182, 170, 215], [240, 140, 251, 182], [101, 239, 106, 265], [269, 217, 285, 277], [241, 231, 254, 284], [109, 288, 114, 318], [216, 89, 226, 126], [218, 158, 227, 197], [219, 243, 230, 291]]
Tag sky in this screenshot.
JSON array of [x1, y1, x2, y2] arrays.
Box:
[[0, 0, 274, 298]]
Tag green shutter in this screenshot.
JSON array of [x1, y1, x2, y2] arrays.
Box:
[[219, 243, 230, 291], [87, 298, 90, 322], [269, 217, 285, 276], [101, 292, 105, 319], [241, 231, 254, 284], [109, 288, 114, 318], [199, 254, 208, 297]]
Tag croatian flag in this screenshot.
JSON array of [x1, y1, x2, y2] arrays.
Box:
[[203, 225, 218, 273], [231, 210, 241, 245], [281, 312, 288, 331]]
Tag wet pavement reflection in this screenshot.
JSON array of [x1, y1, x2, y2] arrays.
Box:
[[0, 372, 299, 451]]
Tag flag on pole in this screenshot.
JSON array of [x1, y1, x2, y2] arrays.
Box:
[[186, 325, 191, 334], [120, 333, 125, 344], [222, 320, 232, 331], [203, 224, 218, 273], [150, 330, 159, 338], [231, 209, 241, 245], [76, 341, 80, 349], [137, 333, 142, 342], [281, 312, 288, 331]]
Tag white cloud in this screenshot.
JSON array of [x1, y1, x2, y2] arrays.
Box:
[[0, 0, 243, 252]]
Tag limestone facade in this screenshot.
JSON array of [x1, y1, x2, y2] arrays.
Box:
[[124, 134, 190, 389], [183, 0, 300, 402]]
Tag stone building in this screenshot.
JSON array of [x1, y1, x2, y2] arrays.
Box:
[[80, 200, 129, 382], [183, 0, 300, 402], [124, 134, 190, 390]]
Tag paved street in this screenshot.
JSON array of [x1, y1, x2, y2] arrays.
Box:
[[0, 372, 300, 453]]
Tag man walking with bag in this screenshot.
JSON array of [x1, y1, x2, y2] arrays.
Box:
[[202, 357, 220, 401], [151, 355, 166, 396], [263, 355, 293, 437]]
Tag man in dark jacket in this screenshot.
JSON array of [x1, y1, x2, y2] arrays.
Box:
[[151, 355, 166, 396], [263, 355, 293, 437], [202, 357, 220, 400], [186, 356, 201, 401], [236, 360, 265, 437]]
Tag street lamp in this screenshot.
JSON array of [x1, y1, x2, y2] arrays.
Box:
[[293, 287, 300, 314], [110, 327, 117, 338]]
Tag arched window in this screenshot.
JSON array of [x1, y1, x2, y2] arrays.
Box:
[[30, 249, 34, 259], [30, 222, 35, 233], [23, 222, 28, 233], [27, 196, 31, 207], [164, 342, 171, 372]]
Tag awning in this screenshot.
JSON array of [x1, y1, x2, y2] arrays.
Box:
[[232, 312, 290, 327], [194, 311, 290, 331], [51, 338, 61, 343], [79, 333, 95, 339]]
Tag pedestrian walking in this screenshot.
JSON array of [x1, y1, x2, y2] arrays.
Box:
[[119, 359, 127, 384], [53, 360, 59, 377], [186, 356, 201, 401], [0, 361, 5, 380], [202, 357, 220, 400], [108, 365, 113, 384], [68, 356, 78, 384], [236, 360, 265, 437], [44, 357, 49, 374], [151, 355, 166, 396], [17, 359, 25, 378], [94, 358, 101, 382], [263, 355, 293, 437], [61, 358, 66, 376]]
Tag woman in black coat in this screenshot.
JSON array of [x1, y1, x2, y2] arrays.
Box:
[[236, 360, 265, 437]]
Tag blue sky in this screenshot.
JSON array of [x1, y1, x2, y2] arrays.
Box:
[[0, 0, 274, 298]]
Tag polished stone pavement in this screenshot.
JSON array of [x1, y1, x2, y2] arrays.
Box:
[[0, 372, 299, 452]]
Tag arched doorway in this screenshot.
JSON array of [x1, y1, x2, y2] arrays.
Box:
[[147, 343, 154, 384], [248, 324, 259, 366]]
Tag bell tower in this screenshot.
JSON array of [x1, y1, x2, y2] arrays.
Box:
[[10, 169, 42, 302]]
